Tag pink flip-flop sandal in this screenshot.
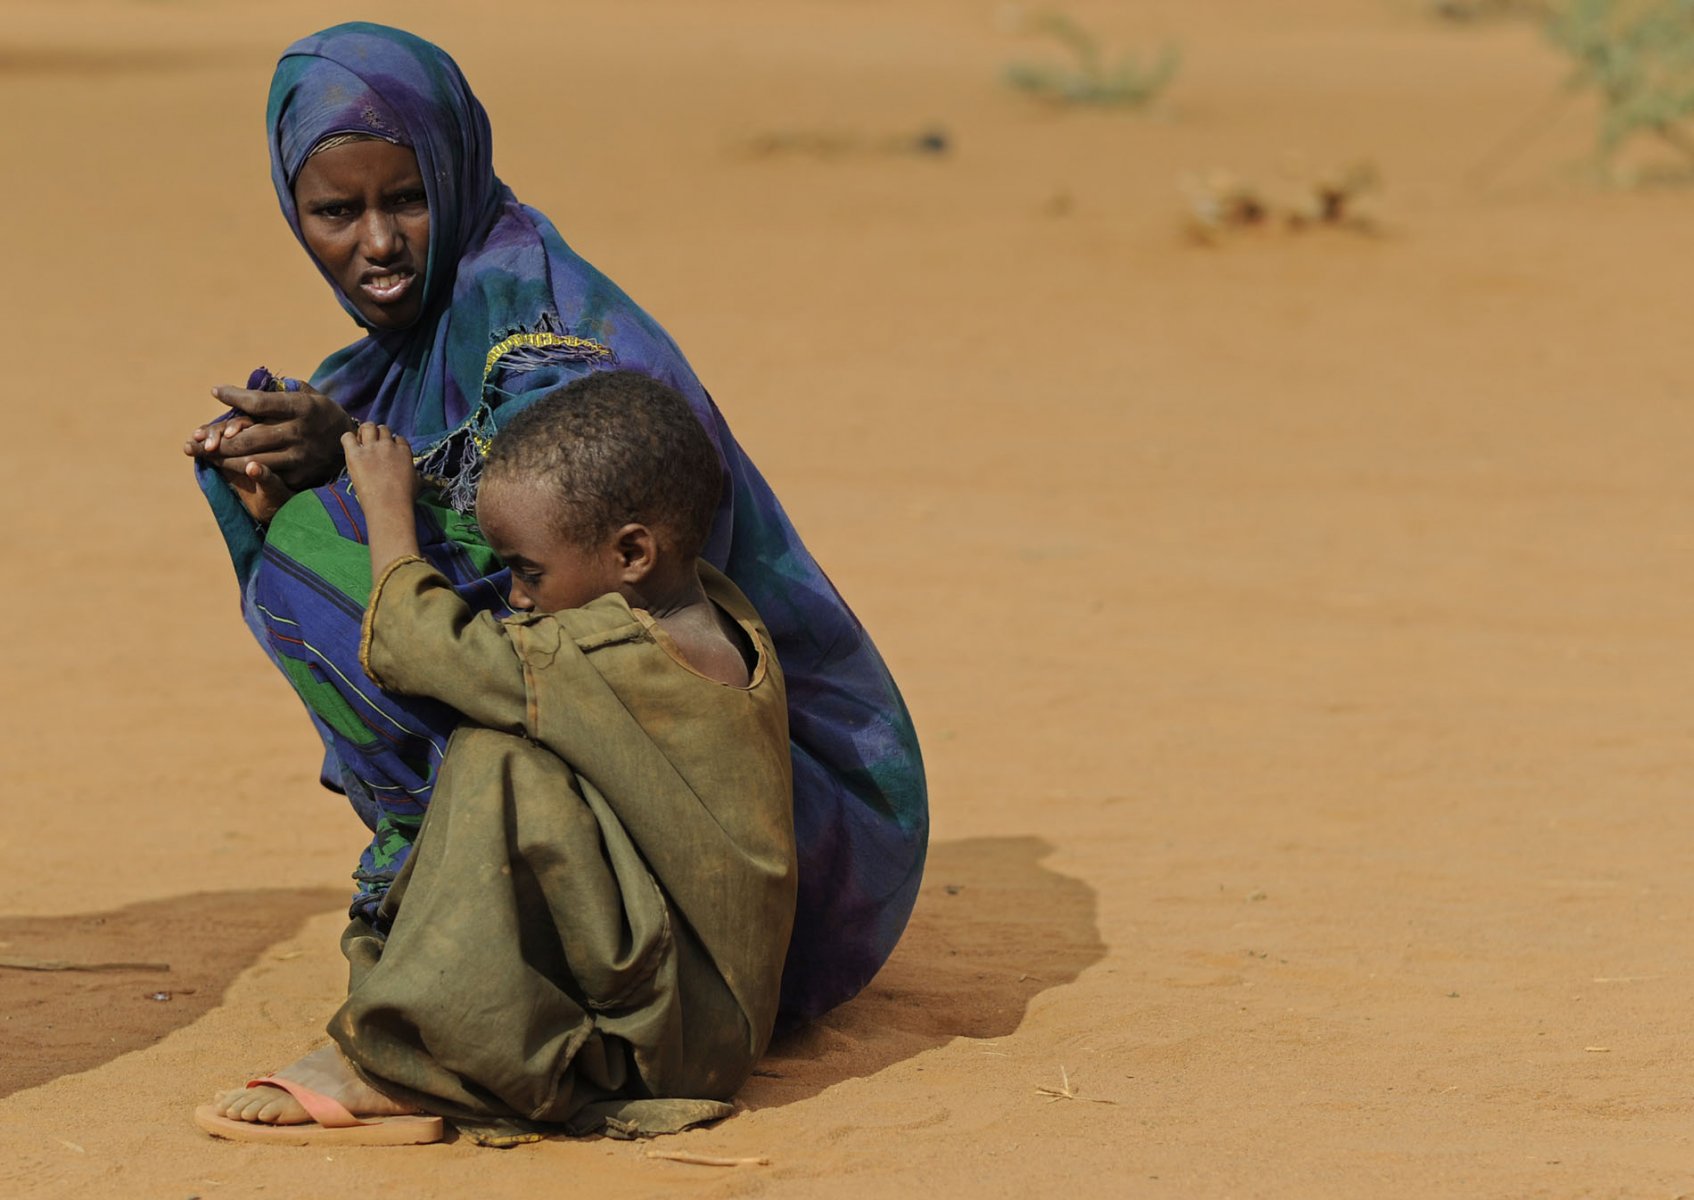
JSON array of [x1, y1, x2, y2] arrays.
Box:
[[194, 1075, 444, 1146]]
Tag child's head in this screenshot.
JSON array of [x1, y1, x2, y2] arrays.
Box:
[[477, 370, 722, 613]]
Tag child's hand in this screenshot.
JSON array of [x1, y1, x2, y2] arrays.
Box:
[[222, 458, 294, 524], [344, 424, 423, 572], [342, 423, 419, 515], [185, 413, 294, 524], [182, 412, 256, 460]]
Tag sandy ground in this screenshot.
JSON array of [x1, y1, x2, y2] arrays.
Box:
[[5, 0, 1694, 1194]]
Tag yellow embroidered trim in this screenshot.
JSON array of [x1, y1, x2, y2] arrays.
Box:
[[481, 332, 613, 383], [359, 554, 431, 685], [404, 333, 613, 479]]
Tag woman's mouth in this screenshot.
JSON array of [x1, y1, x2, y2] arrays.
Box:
[[360, 270, 417, 305]]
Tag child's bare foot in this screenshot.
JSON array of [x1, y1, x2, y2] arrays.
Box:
[[210, 1044, 419, 1125]]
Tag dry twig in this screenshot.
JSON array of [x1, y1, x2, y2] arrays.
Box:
[[0, 956, 169, 973], [645, 1150, 771, 1167], [1184, 163, 1381, 242]]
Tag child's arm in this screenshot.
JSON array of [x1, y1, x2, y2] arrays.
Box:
[[342, 423, 536, 734], [341, 423, 422, 575]]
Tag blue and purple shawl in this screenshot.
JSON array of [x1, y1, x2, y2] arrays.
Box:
[[196, 22, 926, 1022]]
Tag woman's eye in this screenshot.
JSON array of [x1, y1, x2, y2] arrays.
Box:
[[313, 203, 355, 220]]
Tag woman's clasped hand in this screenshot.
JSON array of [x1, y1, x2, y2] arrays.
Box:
[[184, 380, 358, 522]]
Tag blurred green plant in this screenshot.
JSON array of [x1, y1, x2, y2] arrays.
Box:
[[1002, 10, 1179, 109], [1427, 0, 1550, 21], [1546, 0, 1694, 169]]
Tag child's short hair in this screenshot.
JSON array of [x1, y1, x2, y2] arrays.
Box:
[[481, 370, 722, 558]]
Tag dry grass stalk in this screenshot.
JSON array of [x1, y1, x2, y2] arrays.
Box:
[[736, 128, 949, 161], [1035, 1066, 1119, 1104]]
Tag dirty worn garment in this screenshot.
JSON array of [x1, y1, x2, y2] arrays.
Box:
[[325, 557, 796, 1124]]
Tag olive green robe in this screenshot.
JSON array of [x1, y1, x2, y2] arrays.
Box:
[[326, 557, 796, 1130]]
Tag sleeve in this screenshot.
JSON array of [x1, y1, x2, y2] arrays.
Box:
[[358, 556, 547, 735]]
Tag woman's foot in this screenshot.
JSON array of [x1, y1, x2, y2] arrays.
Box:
[[210, 1044, 419, 1125]]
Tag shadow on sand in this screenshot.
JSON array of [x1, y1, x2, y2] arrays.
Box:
[[0, 843, 1097, 1109], [0, 887, 346, 1099], [742, 835, 1103, 1108]]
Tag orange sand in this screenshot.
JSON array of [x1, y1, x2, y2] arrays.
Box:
[[5, 1, 1694, 1195]]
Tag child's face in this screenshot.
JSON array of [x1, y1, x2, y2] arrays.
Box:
[[476, 477, 627, 613]]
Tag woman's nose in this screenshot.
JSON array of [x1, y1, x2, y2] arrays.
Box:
[[359, 210, 403, 260]]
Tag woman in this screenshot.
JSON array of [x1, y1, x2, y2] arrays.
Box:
[[188, 23, 926, 1028]]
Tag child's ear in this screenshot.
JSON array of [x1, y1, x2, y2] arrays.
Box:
[[613, 523, 657, 583]]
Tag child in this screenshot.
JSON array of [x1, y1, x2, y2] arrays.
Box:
[[198, 370, 797, 1144]]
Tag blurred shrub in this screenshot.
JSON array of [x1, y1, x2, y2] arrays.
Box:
[[1547, 0, 1694, 168], [1002, 10, 1179, 109], [1428, 0, 1551, 20]]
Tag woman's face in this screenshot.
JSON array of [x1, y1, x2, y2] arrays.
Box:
[[292, 139, 430, 330]]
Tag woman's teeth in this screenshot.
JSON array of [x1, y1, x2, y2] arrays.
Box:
[[363, 273, 414, 301]]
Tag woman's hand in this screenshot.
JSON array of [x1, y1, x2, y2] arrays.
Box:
[[190, 381, 357, 492], [343, 423, 423, 571]]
